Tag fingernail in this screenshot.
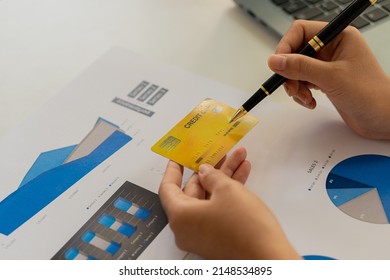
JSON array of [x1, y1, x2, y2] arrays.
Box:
[[270, 54, 287, 71], [296, 94, 307, 105], [284, 84, 291, 97], [300, 94, 308, 104], [199, 164, 212, 174]]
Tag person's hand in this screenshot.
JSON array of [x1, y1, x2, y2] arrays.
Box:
[[159, 147, 300, 259], [268, 20, 390, 140]]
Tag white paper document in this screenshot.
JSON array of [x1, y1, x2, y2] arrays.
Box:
[[0, 47, 390, 260]]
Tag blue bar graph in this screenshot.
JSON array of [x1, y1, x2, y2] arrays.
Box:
[[52, 181, 168, 260], [82, 230, 121, 255], [65, 248, 95, 260], [114, 197, 151, 220], [98, 214, 136, 237]]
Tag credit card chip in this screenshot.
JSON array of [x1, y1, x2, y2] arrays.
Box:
[[159, 136, 181, 151]]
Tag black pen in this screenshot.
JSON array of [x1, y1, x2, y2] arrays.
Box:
[[229, 0, 376, 123]]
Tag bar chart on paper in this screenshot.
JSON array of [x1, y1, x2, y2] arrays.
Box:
[[326, 154, 390, 224], [52, 181, 168, 260]]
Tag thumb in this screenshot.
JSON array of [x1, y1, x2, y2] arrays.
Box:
[[198, 164, 239, 194], [268, 54, 334, 89]]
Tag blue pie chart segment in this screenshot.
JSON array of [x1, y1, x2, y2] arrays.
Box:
[[326, 155, 390, 224]]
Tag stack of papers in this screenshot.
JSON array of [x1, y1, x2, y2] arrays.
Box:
[[0, 48, 389, 259]]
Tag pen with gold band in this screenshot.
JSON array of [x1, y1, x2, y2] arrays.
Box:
[[229, 0, 377, 123]]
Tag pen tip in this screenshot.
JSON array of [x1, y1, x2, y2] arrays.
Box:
[[229, 107, 247, 123]]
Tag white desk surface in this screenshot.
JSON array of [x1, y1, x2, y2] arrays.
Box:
[[0, 0, 285, 139]]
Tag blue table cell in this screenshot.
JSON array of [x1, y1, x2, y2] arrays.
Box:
[[135, 208, 151, 220], [65, 247, 96, 260], [118, 223, 136, 237], [65, 248, 79, 260], [106, 241, 121, 255], [99, 214, 115, 227], [114, 197, 132, 212], [81, 230, 95, 243]]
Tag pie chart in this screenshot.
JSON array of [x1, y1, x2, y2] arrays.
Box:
[[326, 154, 390, 224]]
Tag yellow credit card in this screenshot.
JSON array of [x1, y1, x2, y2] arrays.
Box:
[[151, 98, 259, 171]]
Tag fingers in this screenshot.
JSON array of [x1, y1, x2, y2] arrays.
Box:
[[268, 53, 333, 87], [275, 20, 328, 54], [183, 173, 206, 199], [198, 164, 243, 195], [268, 52, 335, 110], [181, 147, 250, 198], [160, 160, 184, 187], [219, 147, 247, 176], [231, 160, 251, 184], [284, 80, 316, 109], [270, 19, 342, 104], [214, 155, 227, 169], [219, 147, 251, 184], [160, 147, 252, 208], [159, 161, 186, 216]]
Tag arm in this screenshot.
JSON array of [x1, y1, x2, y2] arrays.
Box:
[[159, 147, 300, 259], [268, 20, 390, 140]]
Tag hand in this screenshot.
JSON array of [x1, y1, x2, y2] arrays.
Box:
[[159, 147, 300, 259], [268, 20, 390, 140]]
